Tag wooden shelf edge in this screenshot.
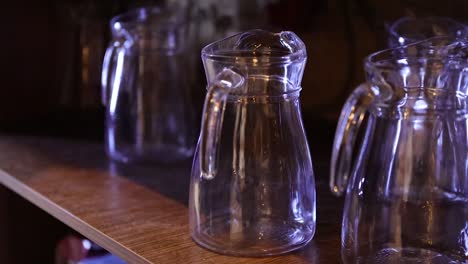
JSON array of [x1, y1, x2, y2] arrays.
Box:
[[0, 169, 151, 264]]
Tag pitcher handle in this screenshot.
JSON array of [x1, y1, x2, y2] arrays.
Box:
[[330, 83, 373, 196], [101, 41, 120, 106], [200, 68, 244, 180]]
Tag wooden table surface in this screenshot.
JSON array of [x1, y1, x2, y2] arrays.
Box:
[[0, 135, 344, 264]]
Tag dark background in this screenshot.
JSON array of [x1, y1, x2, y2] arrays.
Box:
[[0, 0, 466, 141], [0, 0, 466, 263]]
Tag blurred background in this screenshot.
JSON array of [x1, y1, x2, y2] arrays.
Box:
[[0, 0, 466, 263], [1, 0, 466, 141]]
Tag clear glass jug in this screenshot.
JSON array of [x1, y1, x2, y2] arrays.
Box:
[[387, 16, 466, 48], [101, 6, 195, 163], [331, 37, 468, 263], [189, 30, 316, 256]]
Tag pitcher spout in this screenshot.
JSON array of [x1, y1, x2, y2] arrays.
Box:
[[202, 30, 307, 95]]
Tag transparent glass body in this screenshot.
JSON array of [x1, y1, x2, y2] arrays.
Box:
[[101, 7, 195, 163], [189, 30, 316, 256], [387, 16, 466, 48], [331, 37, 468, 263]]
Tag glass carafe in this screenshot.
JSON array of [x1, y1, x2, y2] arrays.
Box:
[[331, 37, 468, 263], [189, 30, 316, 256], [387, 16, 466, 48], [101, 6, 195, 163]]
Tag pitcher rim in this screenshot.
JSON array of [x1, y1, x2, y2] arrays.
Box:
[[201, 30, 307, 65], [110, 6, 186, 33], [364, 36, 467, 71], [388, 16, 466, 45]]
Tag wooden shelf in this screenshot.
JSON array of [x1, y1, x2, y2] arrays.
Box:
[[0, 135, 343, 263]]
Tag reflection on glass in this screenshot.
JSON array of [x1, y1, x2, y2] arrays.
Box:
[[388, 16, 466, 47], [331, 37, 468, 263], [189, 30, 316, 257], [101, 6, 195, 164]]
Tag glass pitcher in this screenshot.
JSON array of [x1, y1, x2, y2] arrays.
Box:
[[331, 37, 468, 263], [387, 16, 466, 48], [189, 30, 316, 256], [101, 6, 195, 163]]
